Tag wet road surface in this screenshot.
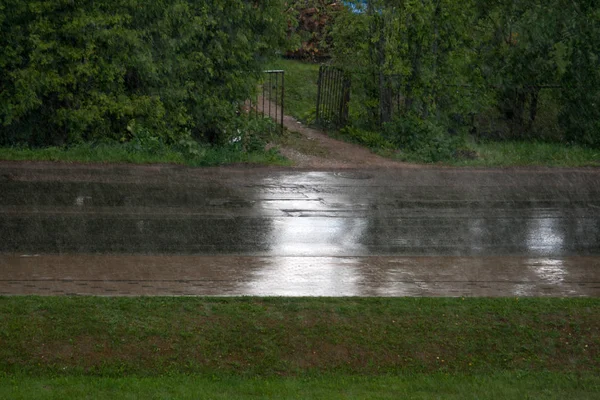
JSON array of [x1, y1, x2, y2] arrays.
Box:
[[1, 162, 599, 296]]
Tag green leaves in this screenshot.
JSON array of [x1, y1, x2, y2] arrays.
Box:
[[329, 0, 600, 147], [0, 0, 288, 147]]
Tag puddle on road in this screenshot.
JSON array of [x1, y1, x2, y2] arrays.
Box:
[[1, 254, 598, 297], [1, 169, 600, 296]]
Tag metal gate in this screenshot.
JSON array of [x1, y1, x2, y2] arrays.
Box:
[[248, 70, 285, 134], [316, 66, 351, 127]]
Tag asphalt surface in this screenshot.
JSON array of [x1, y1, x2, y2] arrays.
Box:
[[1, 162, 599, 296]]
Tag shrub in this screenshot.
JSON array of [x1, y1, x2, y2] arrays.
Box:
[[329, 1, 600, 148], [339, 126, 393, 149], [0, 0, 287, 147], [383, 114, 464, 163]]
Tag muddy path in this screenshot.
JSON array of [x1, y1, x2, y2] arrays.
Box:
[[256, 97, 416, 169]]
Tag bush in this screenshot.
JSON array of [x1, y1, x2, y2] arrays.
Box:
[[0, 0, 287, 147], [383, 114, 464, 163], [339, 126, 393, 149], [330, 1, 600, 148]]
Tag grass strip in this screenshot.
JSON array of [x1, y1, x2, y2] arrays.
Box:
[[1, 372, 598, 399], [0, 297, 598, 377], [451, 140, 600, 167], [0, 143, 289, 167]]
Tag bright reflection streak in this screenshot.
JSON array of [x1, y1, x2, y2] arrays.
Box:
[[246, 173, 367, 296], [514, 258, 569, 297], [372, 260, 420, 297], [530, 258, 567, 285], [514, 213, 568, 296], [245, 257, 361, 296], [526, 215, 564, 254]]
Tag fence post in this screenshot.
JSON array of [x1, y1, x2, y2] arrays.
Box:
[[316, 66, 323, 123], [281, 71, 285, 134]]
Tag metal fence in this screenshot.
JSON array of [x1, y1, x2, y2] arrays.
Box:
[[315, 65, 351, 128], [317, 67, 564, 140]]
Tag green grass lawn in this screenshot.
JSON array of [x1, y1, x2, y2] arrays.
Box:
[[1, 297, 598, 398], [1, 297, 598, 376], [3, 372, 598, 399], [449, 140, 600, 167]]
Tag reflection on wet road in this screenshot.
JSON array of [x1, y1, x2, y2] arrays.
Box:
[[1, 163, 599, 296]]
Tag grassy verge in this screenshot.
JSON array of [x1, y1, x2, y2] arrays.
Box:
[[446, 140, 600, 167], [2, 372, 598, 399], [1, 297, 598, 377], [0, 142, 290, 167]]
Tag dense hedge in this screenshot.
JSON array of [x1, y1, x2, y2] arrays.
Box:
[[0, 0, 286, 147], [332, 0, 600, 148]]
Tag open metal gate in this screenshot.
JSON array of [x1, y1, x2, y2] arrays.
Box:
[[248, 70, 285, 134], [316, 66, 351, 127]]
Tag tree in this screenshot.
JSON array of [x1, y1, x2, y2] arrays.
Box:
[[0, 0, 288, 147]]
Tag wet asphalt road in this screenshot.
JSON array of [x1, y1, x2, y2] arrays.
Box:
[[1, 162, 599, 296]]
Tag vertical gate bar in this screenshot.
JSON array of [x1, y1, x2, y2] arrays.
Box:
[[338, 70, 344, 126], [397, 83, 400, 115], [344, 71, 352, 126], [335, 67, 340, 124], [268, 72, 272, 120], [327, 66, 334, 122], [332, 68, 337, 124], [344, 71, 351, 125], [323, 67, 328, 122], [336, 68, 342, 125], [330, 67, 336, 122], [262, 75, 265, 117], [329, 67, 335, 122], [335, 68, 341, 124], [281, 71, 285, 134], [338, 70, 344, 127], [322, 67, 329, 122], [324, 66, 330, 122], [275, 73, 281, 133], [316, 66, 322, 124], [341, 73, 347, 126], [332, 68, 338, 125]]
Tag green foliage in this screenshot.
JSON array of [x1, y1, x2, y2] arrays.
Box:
[[474, 0, 600, 143], [555, 1, 600, 147], [224, 115, 278, 153], [332, 0, 479, 123], [383, 114, 465, 163], [339, 126, 393, 149], [329, 0, 600, 148], [0, 0, 287, 147], [0, 113, 287, 166]]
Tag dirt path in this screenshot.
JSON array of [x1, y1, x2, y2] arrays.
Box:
[[256, 97, 414, 169]]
